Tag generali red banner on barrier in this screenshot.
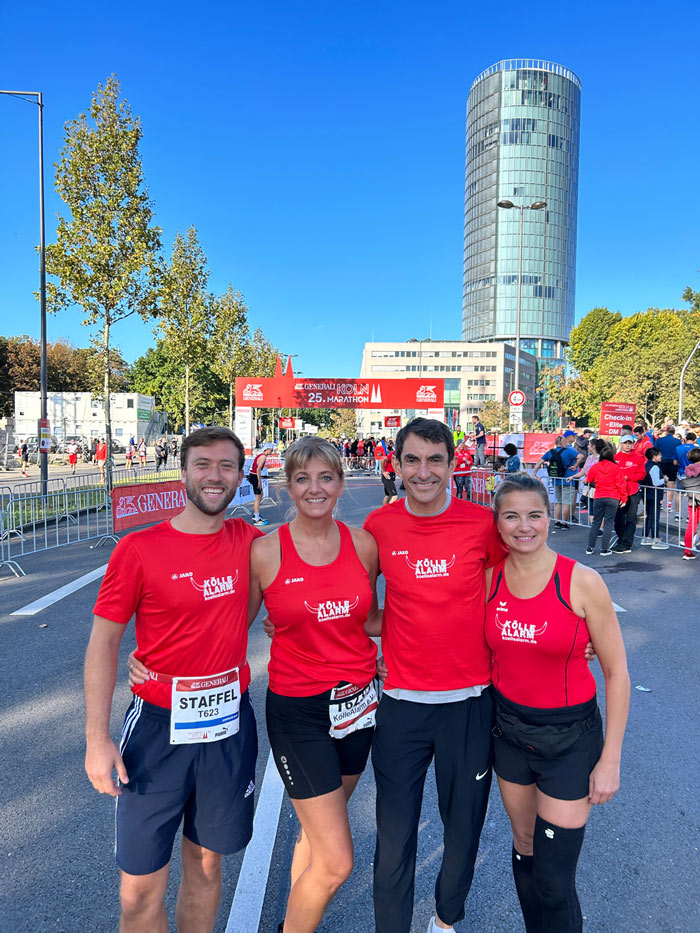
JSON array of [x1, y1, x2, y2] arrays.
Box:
[[522, 433, 559, 462], [236, 376, 444, 410], [600, 402, 636, 436], [112, 480, 187, 532], [384, 415, 401, 427]]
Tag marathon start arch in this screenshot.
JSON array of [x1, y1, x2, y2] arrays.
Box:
[[234, 360, 445, 452]]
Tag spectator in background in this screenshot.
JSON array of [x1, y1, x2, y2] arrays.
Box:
[[655, 425, 682, 514], [680, 448, 700, 560], [571, 437, 608, 515], [640, 447, 668, 549], [453, 423, 465, 447], [125, 442, 134, 471], [95, 438, 107, 481], [90, 437, 97, 464], [633, 425, 652, 457], [155, 437, 167, 472], [137, 438, 147, 469], [573, 428, 593, 461], [585, 445, 627, 556], [612, 435, 646, 554], [472, 415, 487, 466], [374, 438, 385, 475], [675, 432, 697, 482], [68, 440, 79, 475], [453, 440, 473, 499], [534, 434, 582, 528], [503, 443, 521, 473], [20, 439, 30, 477]]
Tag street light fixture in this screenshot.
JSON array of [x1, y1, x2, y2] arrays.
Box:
[[496, 199, 547, 410], [1, 89, 48, 492]]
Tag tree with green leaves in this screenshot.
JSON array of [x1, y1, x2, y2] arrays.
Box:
[[157, 227, 211, 435], [45, 75, 161, 473], [210, 285, 250, 428], [478, 400, 510, 432], [566, 307, 622, 375]]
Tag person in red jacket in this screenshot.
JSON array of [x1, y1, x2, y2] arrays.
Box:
[[584, 446, 628, 555], [453, 440, 473, 499], [612, 435, 646, 554], [95, 437, 107, 481], [633, 424, 652, 457]]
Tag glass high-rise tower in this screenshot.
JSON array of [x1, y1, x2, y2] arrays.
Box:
[[462, 59, 581, 368]]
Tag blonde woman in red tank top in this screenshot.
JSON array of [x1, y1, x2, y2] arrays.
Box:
[[484, 474, 630, 932], [249, 437, 380, 933]]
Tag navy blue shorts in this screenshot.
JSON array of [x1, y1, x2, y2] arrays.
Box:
[[116, 691, 258, 875]]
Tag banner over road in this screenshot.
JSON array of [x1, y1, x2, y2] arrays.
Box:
[[235, 376, 444, 410]]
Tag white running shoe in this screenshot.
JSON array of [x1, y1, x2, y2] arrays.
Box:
[[640, 537, 653, 546], [651, 540, 669, 550], [427, 919, 455, 933]]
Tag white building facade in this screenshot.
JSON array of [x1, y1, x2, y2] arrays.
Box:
[[356, 340, 536, 437], [14, 392, 165, 443]]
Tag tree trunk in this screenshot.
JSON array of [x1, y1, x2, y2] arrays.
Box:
[[185, 361, 190, 435], [103, 319, 112, 491]]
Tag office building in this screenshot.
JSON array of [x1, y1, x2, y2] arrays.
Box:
[[356, 339, 536, 437], [14, 391, 165, 443], [463, 59, 581, 369]]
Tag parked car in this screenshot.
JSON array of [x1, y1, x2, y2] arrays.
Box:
[[13, 434, 60, 453]]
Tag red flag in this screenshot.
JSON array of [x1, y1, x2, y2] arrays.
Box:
[[274, 356, 283, 378]]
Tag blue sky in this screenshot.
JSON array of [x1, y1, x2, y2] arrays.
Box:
[[2, 0, 699, 380]]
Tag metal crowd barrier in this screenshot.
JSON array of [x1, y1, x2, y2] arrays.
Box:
[[0, 467, 187, 578]]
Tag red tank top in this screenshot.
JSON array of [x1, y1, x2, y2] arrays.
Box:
[[264, 521, 376, 696], [484, 554, 596, 708]]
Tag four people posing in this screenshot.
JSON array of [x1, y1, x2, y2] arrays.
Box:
[[87, 421, 630, 933]]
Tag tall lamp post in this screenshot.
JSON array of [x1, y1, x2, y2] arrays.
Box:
[[679, 338, 700, 425], [1, 89, 48, 491], [496, 199, 546, 396]]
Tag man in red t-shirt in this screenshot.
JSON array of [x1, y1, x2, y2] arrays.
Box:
[[612, 435, 646, 554], [95, 437, 107, 480], [364, 417, 506, 933], [84, 426, 262, 932]]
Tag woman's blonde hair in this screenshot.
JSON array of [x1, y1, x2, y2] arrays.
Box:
[[283, 437, 344, 483]]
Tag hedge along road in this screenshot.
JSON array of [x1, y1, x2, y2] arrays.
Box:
[[0, 475, 698, 932]]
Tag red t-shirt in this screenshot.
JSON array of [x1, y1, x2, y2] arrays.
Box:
[[363, 498, 507, 691], [485, 554, 596, 708], [95, 443, 107, 461], [586, 460, 628, 503], [264, 522, 376, 696], [93, 519, 263, 708], [615, 450, 646, 495]]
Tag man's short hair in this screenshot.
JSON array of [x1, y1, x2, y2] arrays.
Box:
[[665, 425, 676, 434], [686, 432, 697, 442], [181, 427, 245, 471], [395, 418, 454, 462], [688, 448, 700, 463], [633, 425, 645, 435], [583, 429, 593, 436]]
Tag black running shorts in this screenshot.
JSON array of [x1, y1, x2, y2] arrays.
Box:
[[248, 473, 262, 495], [381, 475, 397, 497], [492, 689, 603, 801], [266, 686, 373, 799]]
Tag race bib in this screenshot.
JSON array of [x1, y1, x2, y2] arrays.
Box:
[[329, 681, 378, 740], [170, 668, 240, 745]]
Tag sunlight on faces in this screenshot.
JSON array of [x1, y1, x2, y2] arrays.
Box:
[[496, 491, 550, 553], [395, 435, 454, 514], [182, 439, 244, 516], [288, 456, 344, 517]]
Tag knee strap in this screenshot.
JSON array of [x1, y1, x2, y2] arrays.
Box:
[[511, 847, 540, 933], [533, 816, 586, 933]]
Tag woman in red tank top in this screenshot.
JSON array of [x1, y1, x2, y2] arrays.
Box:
[[249, 437, 380, 933], [485, 474, 630, 933]]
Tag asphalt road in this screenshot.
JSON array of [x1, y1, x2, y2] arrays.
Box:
[[1, 475, 698, 932]]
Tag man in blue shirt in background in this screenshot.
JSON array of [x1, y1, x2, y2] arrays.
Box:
[[656, 425, 682, 514], [534, 432, 582, 527]]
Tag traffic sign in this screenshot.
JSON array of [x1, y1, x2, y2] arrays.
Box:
[[508, 390, 525, 407]]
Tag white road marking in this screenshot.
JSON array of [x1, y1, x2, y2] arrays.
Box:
[[612, 602, 626, 613], [10, 564, 108, 616], [226, 749, 285, 933]]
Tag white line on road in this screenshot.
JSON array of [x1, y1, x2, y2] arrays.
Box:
[[10, 564, 108, 616], [226, 749, 285, 933], [612, 602, 626, 613]]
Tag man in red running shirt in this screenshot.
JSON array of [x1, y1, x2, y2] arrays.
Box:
[[84, 427, 262, 933], [364, 417, 506, 933]]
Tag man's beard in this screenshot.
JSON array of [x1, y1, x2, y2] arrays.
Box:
[[185, 476, 237, 516]]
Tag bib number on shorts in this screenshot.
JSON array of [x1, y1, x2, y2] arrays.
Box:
[[329, 681, 378, 740], [170, 668, 240, 745]]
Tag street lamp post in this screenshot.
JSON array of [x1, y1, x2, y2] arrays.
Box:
[[1, 89, 48, 492], [679, 339, 700, 425], [496, 199, 546, 397]]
